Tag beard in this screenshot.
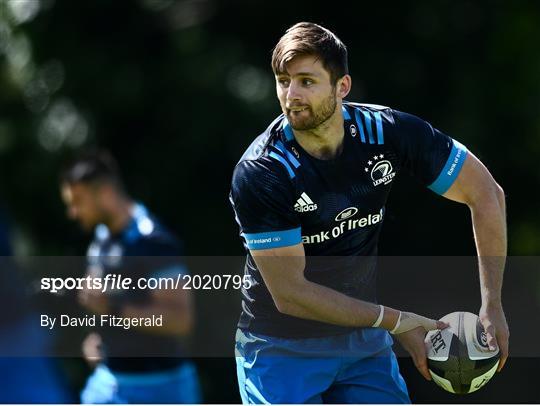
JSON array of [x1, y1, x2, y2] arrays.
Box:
[[287, 93, 337, 131], [79, 216, 100, 232]]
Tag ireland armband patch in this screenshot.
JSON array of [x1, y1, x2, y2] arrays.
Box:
[[242, 228, 301, 250]]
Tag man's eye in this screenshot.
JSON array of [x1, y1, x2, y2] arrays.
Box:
[[302, 78, 314, 86], [278, 79, 290, 87]]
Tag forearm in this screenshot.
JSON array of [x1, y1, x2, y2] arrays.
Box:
[[274, 279, 400, 330], [470, 186, 507, 306], [252, 247, 400, 330]]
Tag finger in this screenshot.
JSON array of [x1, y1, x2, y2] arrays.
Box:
[[417, 315, 439, 332], [497, 334, 509, 372], [436, 320, 450, 330], [410, 339, 431, 381], [498, 353, 507, 372], [484, 325, 498, 351], [412, 355, 431, 381], [424, 318, 448, 332]]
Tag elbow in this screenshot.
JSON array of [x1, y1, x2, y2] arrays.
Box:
[[166, 299, 195, 336], [265, 274, 308, 317], [486, 181, 506, 212], [469, 180, 506, 212], [272, 291, 300, 317], [274, 297, 294, 316], [163, 310, 194, 336], [177, 313, 195, 336], [494, 183, 506, 209]]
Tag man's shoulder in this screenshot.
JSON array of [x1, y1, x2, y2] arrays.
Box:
[[237, 114, 285, 162], [95, 206, 182, 255], [344, 102, 437, 147], [345, 102, 433, 129], [345, 101, 392, 111], [344, 101, 396, 122], [130, 211, 182, 254], [232, 114, 296, 186]]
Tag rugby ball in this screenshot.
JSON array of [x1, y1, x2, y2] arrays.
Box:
[[425, 311, 499, 394]]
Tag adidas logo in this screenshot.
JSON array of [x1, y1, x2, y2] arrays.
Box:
[[294, 192, 318, 213]]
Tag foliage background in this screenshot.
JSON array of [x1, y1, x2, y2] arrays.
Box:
[[0, 0, 539, 403]]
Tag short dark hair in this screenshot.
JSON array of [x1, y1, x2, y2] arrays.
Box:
[[271, 22, 349, 84], [60, 149, 124, 191]]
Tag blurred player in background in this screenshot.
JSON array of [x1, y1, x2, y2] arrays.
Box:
[[230, 22, 509, 403], [60, 150, 201, 404], [0, 204, 73, 403]]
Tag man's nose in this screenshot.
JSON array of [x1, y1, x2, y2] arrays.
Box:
[[286, 82, 302, 101]]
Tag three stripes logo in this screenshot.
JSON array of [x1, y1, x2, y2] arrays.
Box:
[[294, 192, 318, 213]]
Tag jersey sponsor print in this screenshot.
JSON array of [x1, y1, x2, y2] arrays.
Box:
[[230, 102, 468, 337]]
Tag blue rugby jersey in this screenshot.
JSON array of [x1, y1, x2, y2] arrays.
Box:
[[230, 102, 468, 338], [86, 203, 188, 372]]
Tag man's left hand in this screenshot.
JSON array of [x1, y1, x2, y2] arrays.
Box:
[[479, 303, 509, 371]]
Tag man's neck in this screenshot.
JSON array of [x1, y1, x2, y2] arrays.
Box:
[[105, 198, 134, 235], [293, 106, 344, 160]]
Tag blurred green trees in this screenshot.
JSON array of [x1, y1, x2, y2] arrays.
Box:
[[0, 0, 538, 256]]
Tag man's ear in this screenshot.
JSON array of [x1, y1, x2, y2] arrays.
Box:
[[336, 74, 352, 99]]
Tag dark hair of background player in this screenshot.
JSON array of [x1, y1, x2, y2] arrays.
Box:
[[59, 149, 125, 193]]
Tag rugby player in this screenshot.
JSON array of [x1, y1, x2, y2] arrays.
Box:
[[60, 150, 200, 403], [230, 22, 509, 403], [0, 206, 71, 403]]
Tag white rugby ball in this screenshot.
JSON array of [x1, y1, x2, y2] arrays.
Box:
[[425, 311, 500, 394]]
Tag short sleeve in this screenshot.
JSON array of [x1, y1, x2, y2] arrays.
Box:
[[390, 110, 468, 195], [230, 159, 301, 250], [124, 235, 187, 281]]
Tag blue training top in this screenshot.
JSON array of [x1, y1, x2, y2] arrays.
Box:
[[230, 102, 468, 338], [87, 203, 189, 372]]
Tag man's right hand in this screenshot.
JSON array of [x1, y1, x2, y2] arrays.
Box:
[[394, 326, 433, 380], [391, 311, 448, 335], [392, 312, 448, 380]]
